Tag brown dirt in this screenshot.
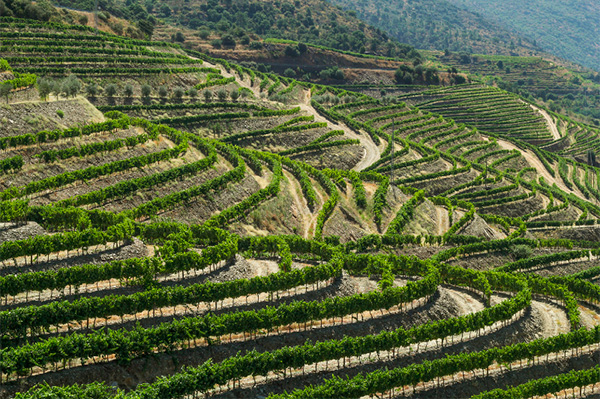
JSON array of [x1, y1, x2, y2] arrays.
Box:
[[0, 239, 148, 277], [322, 206, 370, 243], [478, 193, 545, 218], [404, 200, 443, 237], [533, 225, 600, 241], [0, 222, 46, 242], [0, 97, 104, 137], [159, 173, 261, 225], [458, 214, 507, 241], [410, 169, 480, 197], [3, 131, 172, 191]]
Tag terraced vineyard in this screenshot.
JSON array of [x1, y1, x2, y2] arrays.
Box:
[[1, 16, 600, 399], [397, 85, 554, 144], [432, 51, 600, 122]]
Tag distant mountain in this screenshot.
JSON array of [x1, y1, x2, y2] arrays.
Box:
[[445, 0, 600, 71], [327, 0, 540, 57]]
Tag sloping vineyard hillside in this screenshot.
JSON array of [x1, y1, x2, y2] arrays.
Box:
[[432, 51, 600, 123], [1, 17, 600, 399]]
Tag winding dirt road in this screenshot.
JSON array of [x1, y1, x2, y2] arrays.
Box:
[[298, 89, 380, 171], [198, 56, 382, 171], [496, 138, 586, 199], [530, 103, 561, 140]]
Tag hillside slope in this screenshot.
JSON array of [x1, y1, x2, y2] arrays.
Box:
[[445, 0, 600, 71], [429, 50, 600, 123], [3, 17, 600, 399], [327, 0, 539, 57], [149, 0, 419, 59]]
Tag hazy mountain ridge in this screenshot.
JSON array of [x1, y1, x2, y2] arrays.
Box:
[[327, 0, 541, 57], [445, 0, 600, 71]]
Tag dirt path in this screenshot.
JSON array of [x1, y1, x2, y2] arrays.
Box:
[[529, 103, 561, 140], [298, 90, 380, 171], [496, 138, 584, 198], [436, 206, 449, 236], [194, 57, 381, 171], [191, 58, 262, 98], [284, 170, 316, 239]]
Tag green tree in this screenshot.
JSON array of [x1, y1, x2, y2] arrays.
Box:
[[173, 86, 184, 102], [158, 86, 168, 100], [588, 150, 596, 166], [62, 75, 81, 98], [221, 34, 236, 47], [37, 77, 53, 101], [51, 79, 62, 99], [104, 84, 117, 98], [285, 45, 300, 57], [160, 4, 171, 17], [198, 29, 210, 40], [85, 83, 99, 98], [217, 88, 228, 101], [124, 84, 134, 98], [173, 32, 185, 43], [138, 19, 154, 38], [141, 84, 152, 99], [203, 90, 213, 102], [0, 82, 12, 103]]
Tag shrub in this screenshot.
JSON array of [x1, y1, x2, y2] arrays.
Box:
[[221, 34, 236, 47], [104, 84, 117, 98], [510, 244, 533, 260], [203, 90, 213, 102], [187, 87, 198, 99], [158, 86, 168, 99], [141, 84, 152, 98], [85, 83, 99, 97], [123, 84, 134, 98], [173, 87, 185, 101], [217, 88, 228, 101], [284, 68, 296, 78], [56, 110, 64, 118], [198, 30, 210, 40]]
